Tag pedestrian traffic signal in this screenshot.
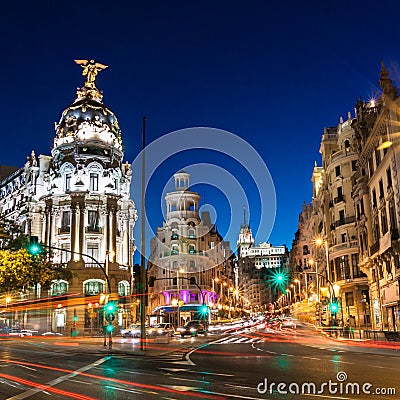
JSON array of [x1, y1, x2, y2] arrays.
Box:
[[28, 236, 42, 255]]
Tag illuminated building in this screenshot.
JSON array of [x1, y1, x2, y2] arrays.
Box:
[[352, 63, 400, 331], [147, 171, 234, 325], [237, 223, 288, 313], [0, 60, 137, 333]]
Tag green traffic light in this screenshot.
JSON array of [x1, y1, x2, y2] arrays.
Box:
[[330, 302, 339, 313], [201, 306, 208, 314], [106, 324, 114, 332], [106, 302, 116, 313], [28, 236, 42, 255]]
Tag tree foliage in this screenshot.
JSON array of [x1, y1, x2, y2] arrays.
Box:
[[0, 217, 72, 292]]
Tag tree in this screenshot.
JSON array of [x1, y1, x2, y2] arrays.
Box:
[[0, 217, 72, 292]]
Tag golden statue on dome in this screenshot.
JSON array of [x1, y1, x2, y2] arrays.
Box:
[[74, 59, 108, 89]]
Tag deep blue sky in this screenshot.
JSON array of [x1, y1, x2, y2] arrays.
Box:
[[1, 1, 400, 254]]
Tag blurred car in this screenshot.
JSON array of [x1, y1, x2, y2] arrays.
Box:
[[120, 324, 142, 338], [178, 320, 207, 337], [147, 323, 175, 337], [281, 318, 296, 329], [8, 329, 33, 337], [41, 331, 63, 336]]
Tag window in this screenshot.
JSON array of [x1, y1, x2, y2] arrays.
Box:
[[387, 167, 392, 188], [339, 210, 345, 223], [84, 280, 105, 295], [378, 179, 384, 199], [368, 157, 374, 177], [188, 229, 195, 238], [89, 173, 99, 191], [88, 210, 100, 232], [372, 189, 377, 208], [344, 140, 350, 151], [51, 281, 68, 296], [351, 160, 357, 171], [60, 243, 70, 263], [381, 207, 388, 235], [65, 173, 71, 191], [338, 255, 350, 280], [61, 211, 70, 232], [375, 148, 381, 167], [210, 241, 215, 249], [86, 243, 99, 266], [345, 292, 354, 307], [118, 281, 130, 296], [189, 245, 195, 254], [335, 165, 341, 177]]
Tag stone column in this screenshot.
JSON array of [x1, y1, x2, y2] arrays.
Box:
[[70, 202, 78, 261]]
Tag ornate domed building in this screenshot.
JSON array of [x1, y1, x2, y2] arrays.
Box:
[[0, 60, 137, 333]]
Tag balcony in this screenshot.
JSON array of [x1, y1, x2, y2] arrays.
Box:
[[59, 226, 70, 234], [334, 195, 345, 204], [334, 216, 355, 228], [370, 241, 379, 255], [86, 225, 102, 233]]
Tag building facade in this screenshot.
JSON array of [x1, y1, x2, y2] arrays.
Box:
[[0, 60, 137, 333], [352, 63, 400, 331], [237, 224, 288, 313], [148, 171, 234, 325]]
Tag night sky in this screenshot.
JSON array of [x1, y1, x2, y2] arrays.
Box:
[[1, 1, 400, 256]]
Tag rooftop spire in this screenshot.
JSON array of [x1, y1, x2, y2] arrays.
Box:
[[74, 59, 108, 103], [379, 61, 396, 100]]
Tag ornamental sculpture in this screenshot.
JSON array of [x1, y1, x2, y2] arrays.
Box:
[[74, 59, 108, 89]]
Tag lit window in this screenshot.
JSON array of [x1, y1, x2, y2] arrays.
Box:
[[90, 173, 99, 191]]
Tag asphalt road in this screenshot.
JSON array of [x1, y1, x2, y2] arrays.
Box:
[[0, 323, 399, 399]]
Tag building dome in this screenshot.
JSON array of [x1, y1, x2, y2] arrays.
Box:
[[53, 89, 122, 152]]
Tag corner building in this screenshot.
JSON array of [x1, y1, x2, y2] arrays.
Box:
[[0, 61, 137, 333]]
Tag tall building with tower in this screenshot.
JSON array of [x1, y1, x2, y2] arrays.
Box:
[[0, 60, 137, 333]]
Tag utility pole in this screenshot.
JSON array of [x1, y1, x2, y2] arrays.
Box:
[[140, 116, 147, 351]]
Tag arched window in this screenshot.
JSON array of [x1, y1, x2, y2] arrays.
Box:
[[172, 244, 179, 255], [189, 245, 195, 254], [189, 276, 196, 285], [188, 229, 195, 238], [51, 280, 68, 296], [84, 279, 105, 296], [118, 281, 130, 296]]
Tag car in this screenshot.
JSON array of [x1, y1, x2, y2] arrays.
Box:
[[8, 329, 33, 337], [120, 324, 142, 338], [281, 318, 296, 329], [147, 323, 175, 337], [41, 331, 63, 336], [178, 320, 207, 337]]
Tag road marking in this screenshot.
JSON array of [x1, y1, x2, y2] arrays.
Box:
[[7, 356, 109, 400], [302, 357, 321, 360]]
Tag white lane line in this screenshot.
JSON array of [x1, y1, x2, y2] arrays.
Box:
[[302, 357, 321, 360], [7, 356, 109, 400], [235, 337, 252, 343], [105, 385, 157, 395]]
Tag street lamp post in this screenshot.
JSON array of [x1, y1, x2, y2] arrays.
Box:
[[291, 284, 296, 303], [294, 279, 301, 301], [308, 258, 320, 303], [315, 237, 330, 283]]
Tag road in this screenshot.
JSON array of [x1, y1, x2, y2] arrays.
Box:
[[0, 322, 399, 399]]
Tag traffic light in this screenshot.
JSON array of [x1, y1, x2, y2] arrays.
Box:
[[330, 300, 339, 315], [268, 269, 288, 289], [105, 324, 114, 333], [148, 275, 156, 288], [105, 302, 117, 313], [28, 236, 42, 255], [200, 305, 208, 314]]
